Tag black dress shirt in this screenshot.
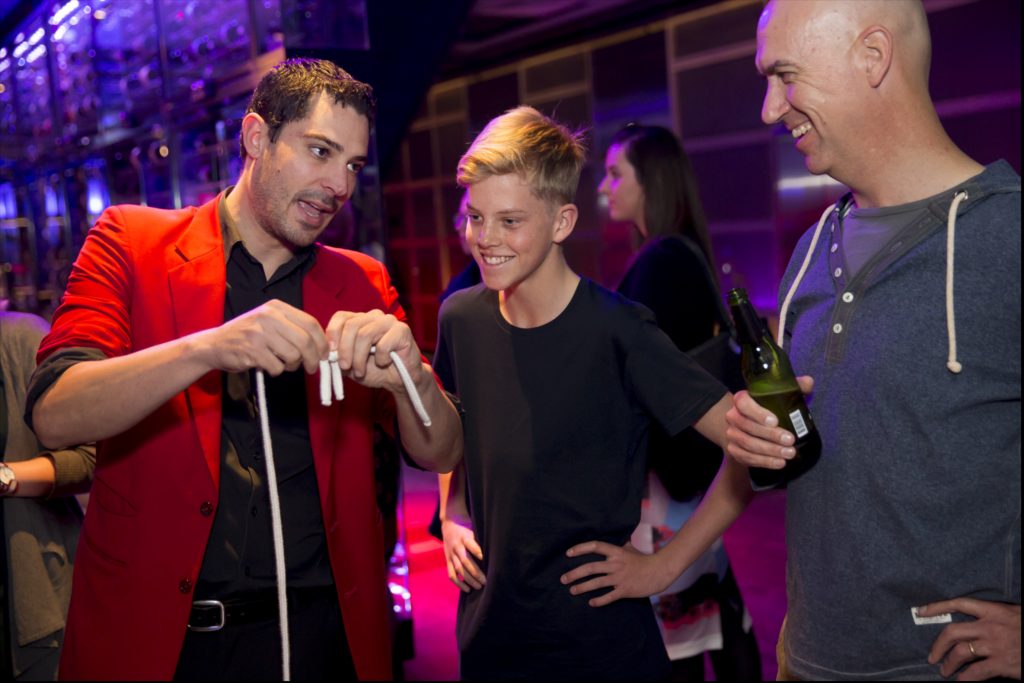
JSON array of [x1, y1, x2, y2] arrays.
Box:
[[195, 202, 333, 598]]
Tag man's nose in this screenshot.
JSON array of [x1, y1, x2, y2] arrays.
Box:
[[324, 165, 354, 202], [761, 80, 790, 125]]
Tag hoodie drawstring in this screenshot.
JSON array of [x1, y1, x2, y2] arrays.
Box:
[[777, 203, 834, 349], [944, 191, 968, 374], [778, 191, 967, 375]]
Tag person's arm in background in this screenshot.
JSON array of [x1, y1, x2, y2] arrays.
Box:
[[439, 463, 485, 592], [1, 445, 96, 498], [2, 311, 97, 499], [560, 395, 754, 604]]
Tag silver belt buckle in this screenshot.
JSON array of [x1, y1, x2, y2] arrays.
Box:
[[188, 599, 226, 632]]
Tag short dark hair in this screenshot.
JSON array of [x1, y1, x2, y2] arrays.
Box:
[[240, 58, 376, 158], [610, 124, 716, 274]]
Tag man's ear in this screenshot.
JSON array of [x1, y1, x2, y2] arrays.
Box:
[[240, 112, 270, 159], [858, 25, 893, 88], [552, 203, 578, 244]]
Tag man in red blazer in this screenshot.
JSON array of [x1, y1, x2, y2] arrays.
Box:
[[25, 58, 463, 681]]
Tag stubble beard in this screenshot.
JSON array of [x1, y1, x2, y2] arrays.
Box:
[[250, 168, 325, 251]]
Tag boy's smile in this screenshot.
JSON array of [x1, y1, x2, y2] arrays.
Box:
[[465, 173, 567, 296]]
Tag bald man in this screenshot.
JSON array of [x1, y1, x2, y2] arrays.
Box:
[[725, 1, 1020, 680]]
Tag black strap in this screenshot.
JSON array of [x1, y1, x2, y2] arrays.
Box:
[[668, 235, 738, 346]]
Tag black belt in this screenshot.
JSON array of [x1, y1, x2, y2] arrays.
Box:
[[188, 586, 335, 632]]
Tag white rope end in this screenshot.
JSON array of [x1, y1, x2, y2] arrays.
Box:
[[946, 360, 962, 374], [318, 359, 331, 406]]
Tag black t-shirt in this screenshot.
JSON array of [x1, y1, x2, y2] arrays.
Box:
[[434, 278, 726, 680], [617, 235, 726, 501]]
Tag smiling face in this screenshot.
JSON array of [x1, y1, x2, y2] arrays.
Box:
[[598, 142, 646, 232], [246, 92, 370, 250], [465, 173, 573, 295], [756, 0, 864, 179]]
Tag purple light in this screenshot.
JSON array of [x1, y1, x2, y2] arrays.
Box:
[[26, 45, 47, 64], [50, 0, 81, 26]]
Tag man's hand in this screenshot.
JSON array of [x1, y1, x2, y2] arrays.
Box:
[[725, 375, 814, 469], [442, 517, 486, 593], [326, 310, 425, 394], [559, 540, 674, 608], [194, 299, 328, 375], [920, 598, 1021, 681]]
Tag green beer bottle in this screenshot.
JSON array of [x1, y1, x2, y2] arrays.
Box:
[[727, 288, 821, 488]]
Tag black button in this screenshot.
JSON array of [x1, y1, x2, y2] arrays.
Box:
[[199, 501, 214, 517], [251, 506, 258, 517], [179, 578, 193, 594]]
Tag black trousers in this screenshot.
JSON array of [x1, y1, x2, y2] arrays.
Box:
[[174, 589, 356, 681]]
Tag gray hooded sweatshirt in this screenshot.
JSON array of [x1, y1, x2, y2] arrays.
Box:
[[777, 160, 1020, 680]]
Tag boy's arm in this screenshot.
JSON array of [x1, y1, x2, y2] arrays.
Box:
[[561, 395, 754, 606], [440, 463, 487, 592]]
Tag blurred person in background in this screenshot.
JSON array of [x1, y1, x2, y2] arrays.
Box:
[[599, 123, 762, 682], [1, 310, 94, 680]]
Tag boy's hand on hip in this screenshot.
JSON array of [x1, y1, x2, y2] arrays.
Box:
[[561, 540, 673, 607]]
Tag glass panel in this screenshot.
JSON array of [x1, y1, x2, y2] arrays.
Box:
[[160, 0, 255, 102], [251, 0, 285, 54], [50, 0, 100, 138], [92, 0, 162, 131], [281, 0, 369, 50], [12, 19, 55, 141]]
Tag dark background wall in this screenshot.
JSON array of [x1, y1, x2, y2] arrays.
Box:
[[382, 0, 1020, 348], [0, 0, 1018, 347]]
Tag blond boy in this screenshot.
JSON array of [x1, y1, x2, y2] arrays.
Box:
[[433, 107, 765, 679]]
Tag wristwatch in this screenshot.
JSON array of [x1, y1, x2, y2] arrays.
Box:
[[0, 463, 15, 495]]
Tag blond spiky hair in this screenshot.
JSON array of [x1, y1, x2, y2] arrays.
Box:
[[457, 106, 587, 206]]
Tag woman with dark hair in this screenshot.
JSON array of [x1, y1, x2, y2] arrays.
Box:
[[599, 124, 762, 681]]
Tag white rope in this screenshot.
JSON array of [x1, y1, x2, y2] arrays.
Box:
[[255, 346, 433, 681], [944, 191, 967, 374], [381, 347, 433, 428], [319, 347, 432, 427], [254, 369, 291, 681], [777, 203, 835, 348]]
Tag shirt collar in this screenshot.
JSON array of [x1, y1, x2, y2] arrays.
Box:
[[217, 186, 318, 275]]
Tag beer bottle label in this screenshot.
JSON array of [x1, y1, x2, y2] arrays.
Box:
[[789, 409, 809, 438]]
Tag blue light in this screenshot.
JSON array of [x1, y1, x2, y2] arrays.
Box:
[[87, 175, 108, 215]]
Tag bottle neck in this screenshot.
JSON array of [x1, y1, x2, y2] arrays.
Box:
[[730, 301, 766, 347]]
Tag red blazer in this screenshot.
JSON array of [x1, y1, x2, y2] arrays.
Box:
[[40, 197, 397, 680]]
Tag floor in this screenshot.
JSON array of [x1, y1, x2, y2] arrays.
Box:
[[396, 465, 788, 681]]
